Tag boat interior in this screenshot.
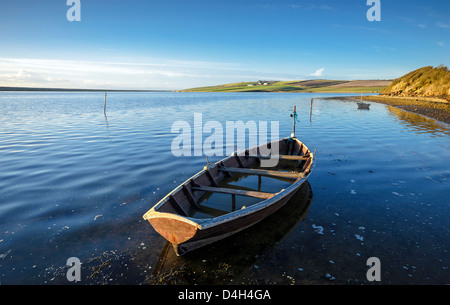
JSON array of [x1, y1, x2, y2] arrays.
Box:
[[153, 138, 313, 219]]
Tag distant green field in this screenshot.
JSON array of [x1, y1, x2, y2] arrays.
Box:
[[303, 86, 387, 93], [180, 80, 390, 93]]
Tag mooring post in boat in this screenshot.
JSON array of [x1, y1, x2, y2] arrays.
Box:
[[288, 106, 298, 155], [290, 106, 297, 138]]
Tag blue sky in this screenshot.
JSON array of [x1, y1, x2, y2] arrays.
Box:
[[0, 0, 449, 90]]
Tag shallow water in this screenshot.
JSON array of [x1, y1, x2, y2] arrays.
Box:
[[0, 92, 448, 284]]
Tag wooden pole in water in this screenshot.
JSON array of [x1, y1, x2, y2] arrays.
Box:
[[104, 92, 107, 114], [310, 99, 313, 122]]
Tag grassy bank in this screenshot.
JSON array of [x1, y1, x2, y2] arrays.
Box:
[[382, 65, 450, 100]]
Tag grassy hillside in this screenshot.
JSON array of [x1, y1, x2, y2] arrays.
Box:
[[180, 79, 391, 93], [382, 65, 450, 101]]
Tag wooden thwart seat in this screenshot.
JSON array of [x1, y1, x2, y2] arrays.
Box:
[[192, 186, 274, 199], [218, 167, 304, 179], [246, 154, 310, 161]]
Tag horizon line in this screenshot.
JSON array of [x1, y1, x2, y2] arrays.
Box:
[[0, 78, 395, 92]]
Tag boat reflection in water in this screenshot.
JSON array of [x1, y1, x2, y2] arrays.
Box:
[[148, 181, 313, 285]]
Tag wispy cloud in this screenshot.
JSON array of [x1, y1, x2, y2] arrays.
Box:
[[371, 45, 395, 52], [436, 22, 450, 29], [311, 68, 325, 77], [309, 4, 333, 10]]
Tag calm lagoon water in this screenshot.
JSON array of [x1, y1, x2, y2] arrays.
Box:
[[0, 92, 448, 284]]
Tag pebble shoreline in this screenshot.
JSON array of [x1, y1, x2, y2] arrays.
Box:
[[346, 95, 450, 125]]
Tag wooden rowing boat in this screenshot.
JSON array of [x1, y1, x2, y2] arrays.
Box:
[[143, 110, 315, 256], [357, 102, 371, 110]]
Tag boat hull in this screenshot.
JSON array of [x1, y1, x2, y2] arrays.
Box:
[[172, 185, 300, 256]]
